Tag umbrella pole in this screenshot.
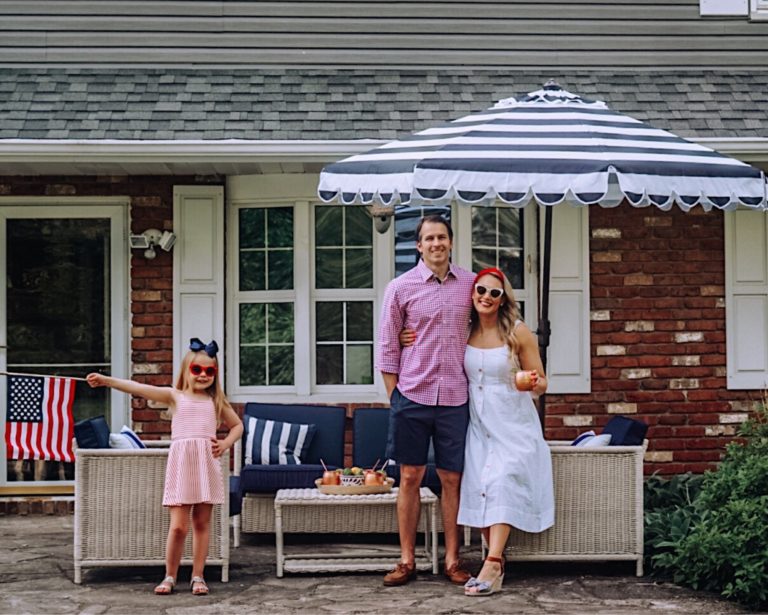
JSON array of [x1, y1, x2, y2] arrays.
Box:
[[536, 206, 553, 428]]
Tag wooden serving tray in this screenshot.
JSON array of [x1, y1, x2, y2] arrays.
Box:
[[315, 477, 394, 495]]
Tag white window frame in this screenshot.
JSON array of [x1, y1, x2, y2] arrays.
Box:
[[0, 197, 129, 492], [311, 204, 381, 395], [226, 174, 392, 404], [452, 204, 539, 328]]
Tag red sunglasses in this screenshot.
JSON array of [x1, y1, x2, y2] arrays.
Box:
[[190, 363, 217, 377]]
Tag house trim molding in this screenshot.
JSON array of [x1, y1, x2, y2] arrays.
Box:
[[1, 138, 767, 170]]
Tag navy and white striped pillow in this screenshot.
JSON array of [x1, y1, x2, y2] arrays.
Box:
[[244, 417, 316, 465]]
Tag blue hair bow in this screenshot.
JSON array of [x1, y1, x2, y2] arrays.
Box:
[[189, 337, 219, 357]]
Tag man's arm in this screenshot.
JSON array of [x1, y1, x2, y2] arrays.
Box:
[[381, 372, 399, 399], [375, 283, 404, 378]]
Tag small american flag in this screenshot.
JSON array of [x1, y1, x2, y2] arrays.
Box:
[[5, 375, 75, 462]]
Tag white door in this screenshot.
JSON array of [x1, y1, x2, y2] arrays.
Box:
[[0, 200, 128, 492]]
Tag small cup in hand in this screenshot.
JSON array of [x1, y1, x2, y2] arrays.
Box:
[[514, 370, 537, 391]]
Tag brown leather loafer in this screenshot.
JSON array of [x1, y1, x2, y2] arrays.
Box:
[[444, 561, 472, 585], [383, 562, 417, 586]]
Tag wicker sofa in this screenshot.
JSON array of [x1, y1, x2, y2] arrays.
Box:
[[233, 403, 346, 545], [73, 442, 229, 583], [483, 440, 648, 576]]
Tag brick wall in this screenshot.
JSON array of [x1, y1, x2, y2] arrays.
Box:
[[544, 205, 762, 475]]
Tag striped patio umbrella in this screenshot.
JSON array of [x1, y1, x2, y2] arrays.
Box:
[[318, 80, 767, 211], [317, 80, 767, 419]]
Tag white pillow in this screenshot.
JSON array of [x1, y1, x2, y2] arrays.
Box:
[[581, 433, 612, 448], [571, 430, 596, 446], [109, 425, 146, 449]]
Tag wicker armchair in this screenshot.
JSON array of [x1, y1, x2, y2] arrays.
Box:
[[73, 442, 229, 583]]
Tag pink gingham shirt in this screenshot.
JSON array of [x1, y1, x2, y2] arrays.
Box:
[[376, 259, 475, 406]]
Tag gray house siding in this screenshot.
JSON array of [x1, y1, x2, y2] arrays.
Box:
[[1, 0, 767, 68]]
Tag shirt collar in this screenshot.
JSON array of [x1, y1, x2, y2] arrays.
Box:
[[417, 258, 457, 282]]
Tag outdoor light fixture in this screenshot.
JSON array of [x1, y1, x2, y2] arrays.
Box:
[[365, 205, 394, 234], [129, 228, 177, 259]]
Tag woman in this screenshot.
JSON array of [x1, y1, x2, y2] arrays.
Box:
[[458, 267, 554, 596]]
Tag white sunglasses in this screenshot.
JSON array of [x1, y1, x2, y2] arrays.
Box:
[[475, 284, 504, 299]]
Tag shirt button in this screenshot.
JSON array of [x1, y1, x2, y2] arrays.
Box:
[[481, 493, 486, 497]]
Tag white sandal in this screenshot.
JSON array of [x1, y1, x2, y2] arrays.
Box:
[[154, 575, 175, 595], [190, 576, 209, 595]]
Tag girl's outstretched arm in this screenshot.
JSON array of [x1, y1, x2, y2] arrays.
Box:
[[211, 405, 244, 459], [86, 373, 177, 406]]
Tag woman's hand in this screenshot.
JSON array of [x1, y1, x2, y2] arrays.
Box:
[[399, 328, 417, 347]]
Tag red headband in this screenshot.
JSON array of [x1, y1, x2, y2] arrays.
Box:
[[474, 267, 505, 285]]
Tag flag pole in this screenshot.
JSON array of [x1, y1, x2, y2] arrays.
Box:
[[0, 370, 88, 382]]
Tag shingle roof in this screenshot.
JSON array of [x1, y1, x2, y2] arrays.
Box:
[[1, 69, 767, 141]]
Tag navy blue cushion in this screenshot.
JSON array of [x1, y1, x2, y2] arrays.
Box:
[[352, 406, 441, 495], [74, 416, 110, 449], [239, 463, 328, 493], [229, 476, 242, 516], [603, 415, 648, 446], [243, 403, 346, 468], [352, 407, 390, 468]]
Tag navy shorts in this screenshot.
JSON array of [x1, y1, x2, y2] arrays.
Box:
[[385, 388, 469, 473]]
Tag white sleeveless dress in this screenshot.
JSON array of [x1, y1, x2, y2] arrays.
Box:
[[457, 341, 555, 532]]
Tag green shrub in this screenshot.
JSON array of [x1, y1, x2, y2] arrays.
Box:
[[645, 403, 768, 610]]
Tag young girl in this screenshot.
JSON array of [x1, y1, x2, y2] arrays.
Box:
[[86, 338, 243, 596]]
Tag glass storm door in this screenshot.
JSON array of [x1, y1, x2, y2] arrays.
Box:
[[0, 203, 127, 492]]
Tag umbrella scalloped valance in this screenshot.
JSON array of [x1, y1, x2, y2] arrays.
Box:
[[318, 81, 767, 212]]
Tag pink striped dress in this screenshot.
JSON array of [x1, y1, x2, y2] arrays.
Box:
[[163, 394, 224, 506]]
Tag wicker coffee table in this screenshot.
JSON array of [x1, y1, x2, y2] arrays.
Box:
[[274, 487, 438, 577]]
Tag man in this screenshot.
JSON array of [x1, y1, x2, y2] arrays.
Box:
[[376, 215, 475, 586]]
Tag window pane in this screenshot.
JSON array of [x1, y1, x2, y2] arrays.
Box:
[[240, 346, 266, 386], [239, 208, 265, 249], [240, 303, 266, 344], [269, 346, 294, 385], [472, 248, 497, 273], [345, 248, 373, 288], [499, 208, 522, 246], [347, 345, 373, 384], [316, 345, 343, 384], [316, 302, 343, 341], [315, 206, 342, 247], [315, 248, 343, 288], [268, 251, 294, 291], [239, 302, 294, 386], [268, 208, 294, 248], [239, 252, 265, 291], [500, 249, 524, 289], [345, 206, 371, 247], [472, 207, 498, 246], [347, 302, 373, 341], [268, 303, 294, 344]]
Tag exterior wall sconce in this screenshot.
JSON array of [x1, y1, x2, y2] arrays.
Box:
[[365, 205, 394, 234], [129, 228, 177, 259]]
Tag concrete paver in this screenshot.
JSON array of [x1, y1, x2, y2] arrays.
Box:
[[0, 515, 751, 615]]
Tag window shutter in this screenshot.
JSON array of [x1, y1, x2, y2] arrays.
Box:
[[546, 205, 591, 393], [173, 185, 225, 382], [726, 209, 768, 389]]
